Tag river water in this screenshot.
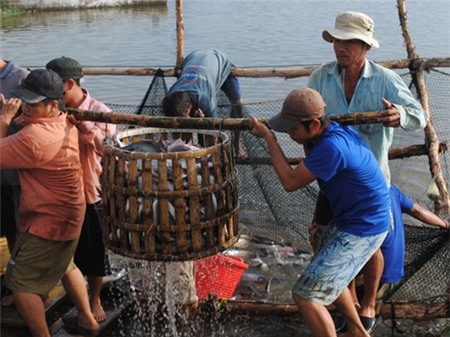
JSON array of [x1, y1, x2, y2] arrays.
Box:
[[1, 0, 449, 105]]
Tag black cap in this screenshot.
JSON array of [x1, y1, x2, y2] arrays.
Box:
[[12, 69, 64, 104], [46, 56, 83, 81]]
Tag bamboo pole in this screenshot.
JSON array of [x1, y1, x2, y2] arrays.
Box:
[[175, 0, 184, 68], [235, 143, 448, 165], [68, 106, 448, 162], [67, 108, 383, 130], [397, 0, 450, 214], [78, 57, 450, 78]]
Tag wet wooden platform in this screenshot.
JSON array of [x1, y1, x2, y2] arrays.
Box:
[[50, 296, 131, 336], [0, 270, 131, 337]]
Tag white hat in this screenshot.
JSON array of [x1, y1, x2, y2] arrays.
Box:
[[322, 11, 380, 48]]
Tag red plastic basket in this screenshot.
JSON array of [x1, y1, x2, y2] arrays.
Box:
[[195, 253, 249, 299]]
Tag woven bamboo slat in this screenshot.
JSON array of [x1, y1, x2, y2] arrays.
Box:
[[102, 127, 239, 261]]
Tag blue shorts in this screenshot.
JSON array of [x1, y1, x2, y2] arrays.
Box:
[[292, 225, 387, 305], [221, 75, 242, 106]]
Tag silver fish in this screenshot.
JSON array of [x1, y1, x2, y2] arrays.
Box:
[[121, 140, 164, 153], [240, 272, 266, 283], [223, 248, 255, 260], [265, 274, 288, 296]]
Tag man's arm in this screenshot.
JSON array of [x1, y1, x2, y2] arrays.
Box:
[[379, 71, 429, 130], [407, 203, 449, 229], [249, 116, 316, 192]]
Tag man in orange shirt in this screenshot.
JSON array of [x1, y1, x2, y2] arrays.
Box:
[[47, 56, 116, 323], [0, 69, 98, 336]]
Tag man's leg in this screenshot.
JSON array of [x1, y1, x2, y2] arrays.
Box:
[[348, 278, 361, 309], [293, 293, 337, 337], [74, 203, 108, 323], [62, 267, 99, 331], [221, 75, 246, 158], [333, 288, 370, 337], [230, 99, 246, 159], [87, 275, 106, 322], [359, 248, 384, 318], [13, 291, 50, 337]]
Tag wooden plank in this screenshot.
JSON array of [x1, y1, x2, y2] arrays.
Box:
[[51, 296, 131, 336], [1, 283, 67, 329]]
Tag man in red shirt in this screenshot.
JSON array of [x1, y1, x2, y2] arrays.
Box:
[[0, 69, 99, 336]]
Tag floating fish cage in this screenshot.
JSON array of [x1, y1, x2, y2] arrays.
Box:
[[102, 127, 240, 261]]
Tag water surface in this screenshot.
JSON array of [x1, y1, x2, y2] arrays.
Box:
[[1, 0, 449, 104]]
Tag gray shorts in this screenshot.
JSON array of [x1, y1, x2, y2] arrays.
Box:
[[292, 225, 387, 305]]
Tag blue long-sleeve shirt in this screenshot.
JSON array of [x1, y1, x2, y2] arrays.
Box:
[[308, 59, 428, 185]]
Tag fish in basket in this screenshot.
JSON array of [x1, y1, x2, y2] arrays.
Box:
[[101, 127, 240, 261]]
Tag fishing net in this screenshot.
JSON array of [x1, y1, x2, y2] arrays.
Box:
[[105, 66, 450, 319]]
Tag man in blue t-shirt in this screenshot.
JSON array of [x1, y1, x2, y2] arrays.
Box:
[[330, 184, 449, 333], [249, 87, 390, 337], [382, 185, 449, 284]]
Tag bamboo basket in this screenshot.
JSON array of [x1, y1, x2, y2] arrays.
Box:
[[102, 127, 239, 261]]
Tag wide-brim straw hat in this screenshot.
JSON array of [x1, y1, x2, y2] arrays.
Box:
[[322, 11, 380, 48]]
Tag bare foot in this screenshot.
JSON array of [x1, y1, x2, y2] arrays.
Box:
[[78, 313, 100, 331], [91, 299, 106, 322]]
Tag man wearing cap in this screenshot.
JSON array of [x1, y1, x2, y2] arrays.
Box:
[[249, 87, 390, 337], [0, 69, 99, 336], [306, 11, 428, 331], [0, 59, 29, 258], [46, 56, 116, 323]]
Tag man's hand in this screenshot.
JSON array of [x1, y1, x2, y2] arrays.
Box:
[[192, 108, 204, 118], [0, 94, 22, 138], [0, 94, 22, 124], [378, 97, 401, 128], [249, 116, 272, 138], [308, 221, 328, 252], [67, 114, 79, 125]]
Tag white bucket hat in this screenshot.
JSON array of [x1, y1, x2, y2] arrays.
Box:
[[322, 11, 380, 48]]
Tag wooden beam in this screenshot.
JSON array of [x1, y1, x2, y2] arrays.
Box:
[[76, 57, 450, 78], [67, 108, 383, 130], [397, 0, 450, 214], [235, 143, 448, 165], [221, 299, 448, 321]]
